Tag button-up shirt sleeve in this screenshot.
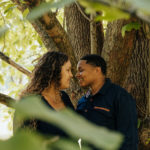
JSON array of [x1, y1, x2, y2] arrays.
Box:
[[115, 90, 138, 150]]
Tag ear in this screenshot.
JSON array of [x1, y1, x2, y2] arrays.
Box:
[[95, 67, 102, 74]]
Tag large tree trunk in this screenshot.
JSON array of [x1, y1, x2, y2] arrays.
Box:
[[65, 3, 91, 61], [65, 2, 104, 61], [102, 18, 150, 150]]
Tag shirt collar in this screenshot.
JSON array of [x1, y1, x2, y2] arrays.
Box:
[[85, 78, 112, 98], [97, 78, 112, 95]]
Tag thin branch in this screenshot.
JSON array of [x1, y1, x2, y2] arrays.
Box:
[[75, 1, 91, 22], [0, 52, 31, 76], [136, 103, 147, 115], [90, 13, 97, 54]]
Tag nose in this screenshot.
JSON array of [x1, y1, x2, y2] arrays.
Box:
[[70, 72, 73, 78]]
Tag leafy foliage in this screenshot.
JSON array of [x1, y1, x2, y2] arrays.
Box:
[[121, 22, 141, 37], [81, 0, 150, 23], [12, 95, 123, 150], [0, 103, 14, 140], [0, 129, 47, 150], [0, 0, 46, 98], [78, 0, 129, 21], [0, 25, 8, 37]]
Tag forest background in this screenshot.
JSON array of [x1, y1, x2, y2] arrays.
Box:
[[0, 0, 150, 150]]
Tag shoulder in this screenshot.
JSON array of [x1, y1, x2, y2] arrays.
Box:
[[110, 83, 136, 107], [109, 82, 131, 97]]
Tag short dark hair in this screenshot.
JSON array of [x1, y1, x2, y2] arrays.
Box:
[[80, 54, 107, 75]]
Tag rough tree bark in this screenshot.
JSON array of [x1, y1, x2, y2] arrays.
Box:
[[65, 2, 104, 61], [102, 18, 150, 150], [64, 2, 104, 106]]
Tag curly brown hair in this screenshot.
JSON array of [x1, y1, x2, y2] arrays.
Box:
[[21, 51, 69, 97]]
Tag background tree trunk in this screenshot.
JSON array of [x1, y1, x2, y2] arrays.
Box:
[[65, 3, 91, 61], [102, 18, 150, 150], [65, 2, 104, 61]]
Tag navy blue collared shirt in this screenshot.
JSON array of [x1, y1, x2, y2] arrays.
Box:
[[77, 78, 138, 150]]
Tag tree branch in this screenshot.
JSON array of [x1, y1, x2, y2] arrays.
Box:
[[75, 1, 91, 22], [0, 52, 31, 76], [11, 0, 77, 74], [0, 92, 16, 107], [31, 20, 59, 52], [90, 13, 97, 54]]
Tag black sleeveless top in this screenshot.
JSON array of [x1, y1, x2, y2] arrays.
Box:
[[25, 91, 74, 137]]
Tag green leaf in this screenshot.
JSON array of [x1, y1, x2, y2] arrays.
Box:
[[50, 138, 91, 150], [0, 1, 8, 7], [0, 74, 4, 85], [23, 8, 30, 19], [137, 119, 141, 128], [121, 22, 141, 37], [0, 26, 8, 38], [79, 0, 130, 22], [13, 95, 123, 150], [27, 0, 75, 21], [1, 61, 8, 68], [0, 130, 46, 150], [4, 4, 16, 14]]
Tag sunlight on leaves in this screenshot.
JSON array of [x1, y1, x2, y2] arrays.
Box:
[[22, 8, 29, 19], [0, 103, 15, 140], [0, 74, 4, 85]]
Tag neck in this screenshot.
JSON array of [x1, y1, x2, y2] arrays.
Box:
[[42, 85, 65, 110], [91, 77, 105, 95], [41, 85, 60, 103]]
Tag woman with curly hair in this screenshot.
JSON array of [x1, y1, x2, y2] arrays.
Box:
[[21, 51, 74, 136]]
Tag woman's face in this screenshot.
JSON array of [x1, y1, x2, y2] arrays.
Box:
[[59, 60, 73, 89]]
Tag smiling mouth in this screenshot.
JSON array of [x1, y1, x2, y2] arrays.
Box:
[[78, 79, 83, 83]]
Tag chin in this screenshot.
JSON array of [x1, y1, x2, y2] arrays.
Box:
[[79, 83, 86, 87], [64, 85, 69, 89]]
